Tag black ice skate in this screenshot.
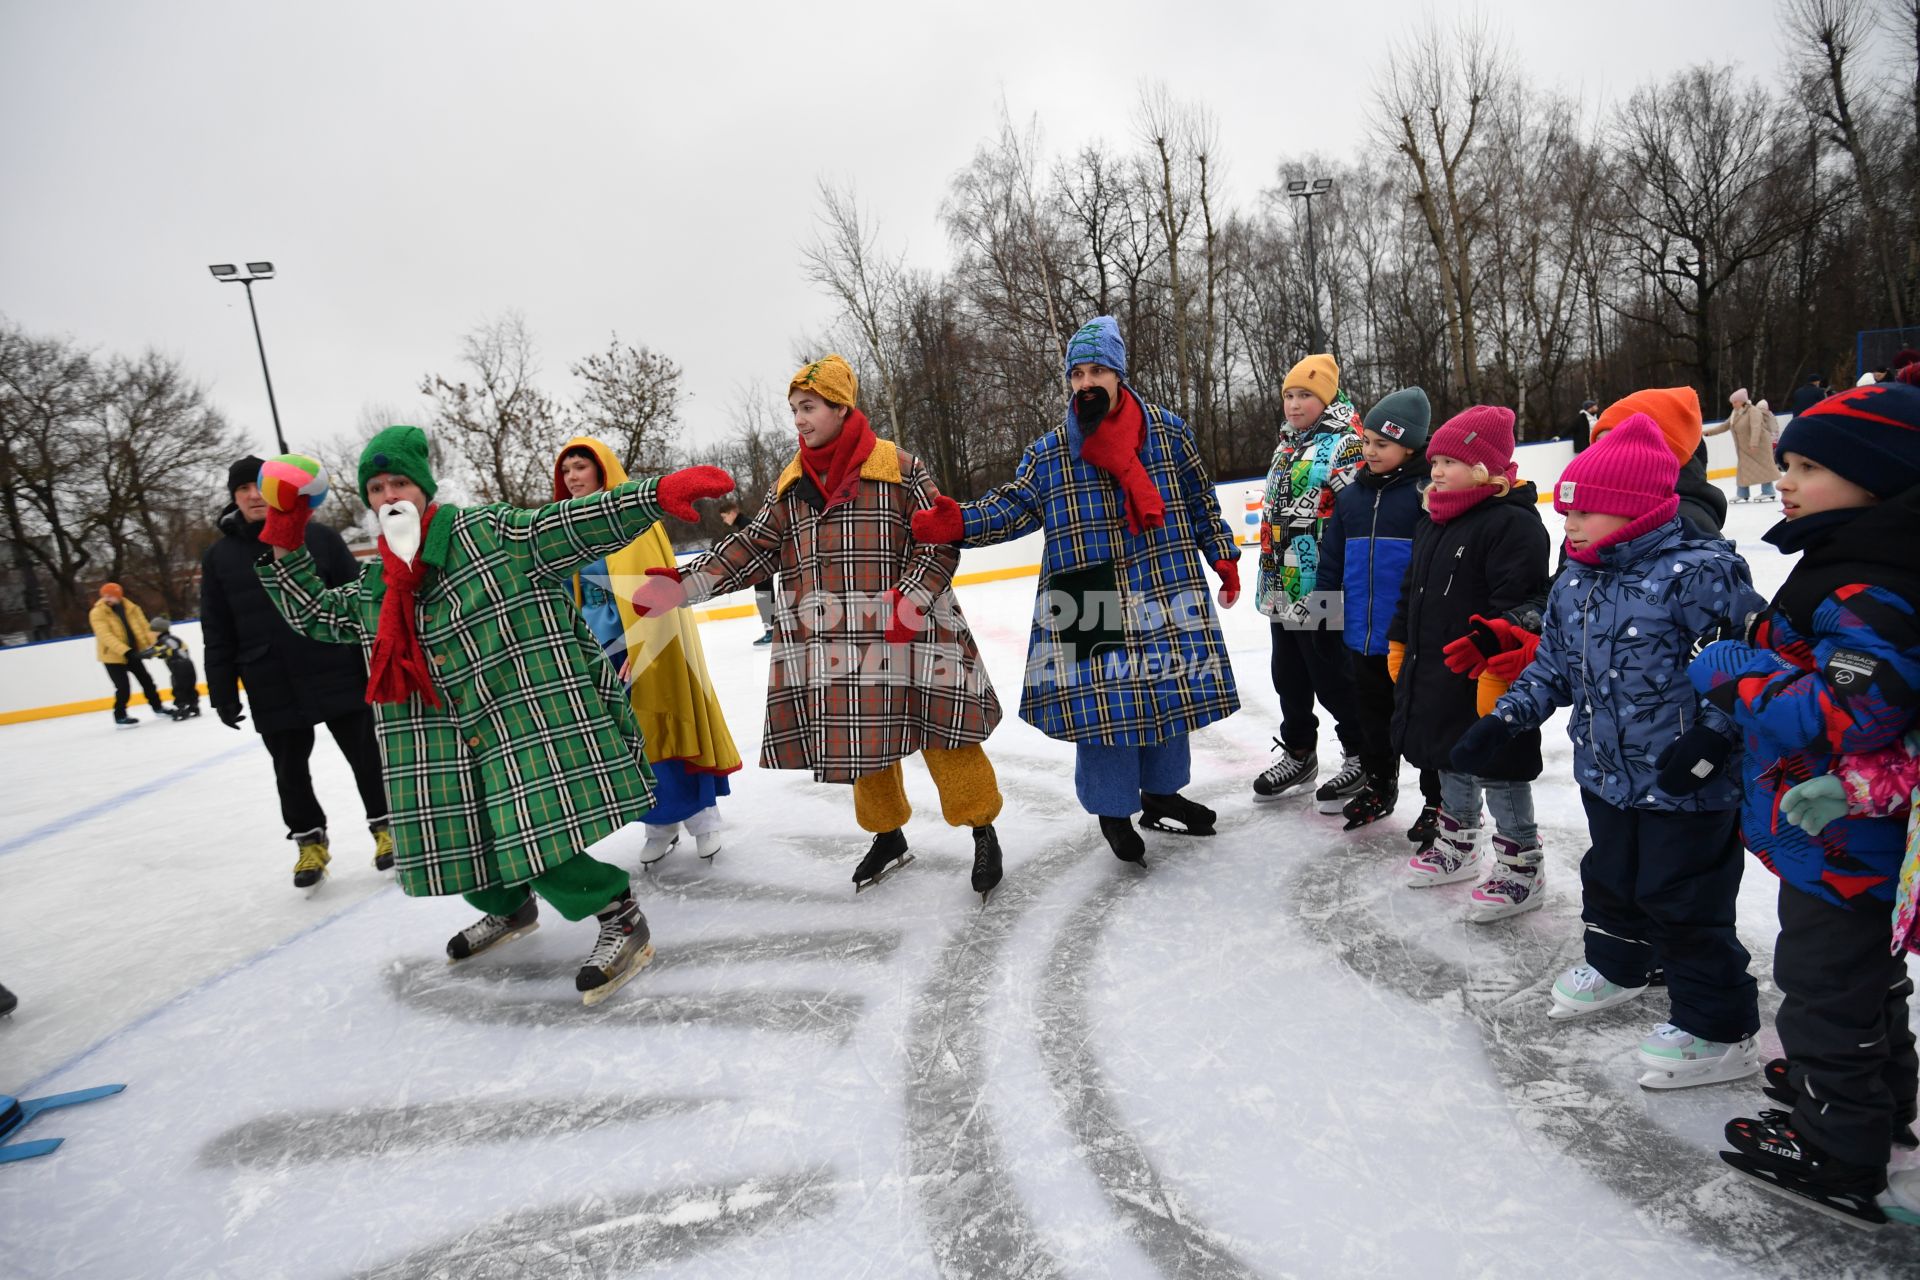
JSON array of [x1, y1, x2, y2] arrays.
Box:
[[1252, 740, 1317, 801], [1313, 753, 1366, 814], [853, 829, 914, 893], [1341, 778, 1399, 830], [112, 713, 140, 730], [576, 891, 653, 1007], [0, 983, 16, 1018], [371, 822, 396, 873], [1406, 804, 1440, 845], [1761, 1058, 1919, 1148], [1721, 1110, 1892, 1227], [290, 828, 330, 890], [1139, 791, 1215, 836], [446, 897, 540, 963], [1100, 815, 1146, 864], [971, 825, 1003, 905]]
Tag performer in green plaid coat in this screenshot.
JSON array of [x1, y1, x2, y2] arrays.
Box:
[[912, 316, 1241, 865], [253, 426, 735, 1004]]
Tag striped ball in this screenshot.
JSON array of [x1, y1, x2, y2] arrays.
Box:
[[259, 454, 330, 513]]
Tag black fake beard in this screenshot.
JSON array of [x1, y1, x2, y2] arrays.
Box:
[[1074, 386, 1112, 431]]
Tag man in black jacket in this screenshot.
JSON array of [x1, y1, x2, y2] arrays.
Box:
[[1786, 375, 1828, 417], [200, 455, 391, 889]]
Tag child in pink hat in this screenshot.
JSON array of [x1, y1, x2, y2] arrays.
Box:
[[1452, 413, 1768, 1088]]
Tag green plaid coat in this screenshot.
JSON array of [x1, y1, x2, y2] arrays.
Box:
[[257, 481, 664, 898]]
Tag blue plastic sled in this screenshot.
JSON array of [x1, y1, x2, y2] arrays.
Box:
[[0, 1085, 126, 1164]]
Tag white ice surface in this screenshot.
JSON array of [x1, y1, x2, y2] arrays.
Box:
[[2, 488, 1917, 1278]]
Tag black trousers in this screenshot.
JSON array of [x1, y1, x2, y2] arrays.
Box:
[[1577, 791, 1758, 1044], [1268, 622, 1361, 756], [1348, 651, 1440, 803], [104, 660, 164, 717], [1775, 882, 1918, 1167], [260, 710, 389, 838], [165, 656, 199, 710]]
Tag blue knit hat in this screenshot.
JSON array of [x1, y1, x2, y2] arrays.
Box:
[[1777, 382, 1920, 499], [1363, 387, 1431, 450], [1064, 316, 1127, 382]]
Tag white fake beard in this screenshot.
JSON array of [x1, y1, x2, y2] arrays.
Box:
[[378, 500, 422, 566]]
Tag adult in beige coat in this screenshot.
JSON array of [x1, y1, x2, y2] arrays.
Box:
[[1705, 388, 1779, 502], [88, 582, 182, 725]]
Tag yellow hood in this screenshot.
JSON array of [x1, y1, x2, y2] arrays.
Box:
[[554, 436, 630, 499]]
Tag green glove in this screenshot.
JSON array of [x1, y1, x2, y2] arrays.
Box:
[[1780, 775, 1848, 836]]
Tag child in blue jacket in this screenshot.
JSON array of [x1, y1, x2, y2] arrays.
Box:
[[1454, 414, 1766, 1090], [1688, 384, 1920, 1225], [1319, 387, 1439, 834]]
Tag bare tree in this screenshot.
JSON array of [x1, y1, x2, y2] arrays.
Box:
[[570, 333, 683, 473], [0, 322, 109, 628], [802, 181, 908, 438], [420, 312, 570, 507], [1137, 83, 1200, 406]]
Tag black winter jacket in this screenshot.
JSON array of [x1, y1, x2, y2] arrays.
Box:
[[1388, 482, 1551, 780], [199, 505, 371, 733]]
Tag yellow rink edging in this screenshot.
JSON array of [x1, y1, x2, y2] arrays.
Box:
[[1, 467, 1748, 725]]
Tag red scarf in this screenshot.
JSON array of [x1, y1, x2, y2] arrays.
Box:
[[366, 503, 442, 708], [1078, 388, 1166, 535], [1425, 484, 1500, 525], [799, 409, 877, 510]]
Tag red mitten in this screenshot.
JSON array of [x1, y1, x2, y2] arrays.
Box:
[[1441, 632, 1488, 678], [1213, 559, 1241, 609], [911, 494, 965, 545], [884, 588, 925, 643], [257, 453, 327, 551], [1483, 626, 1541, 682], [260, 503, 314, 552], [1442, 614, 1506, 676], [656, 466, 735, 522], [631, 565, 689, 617]]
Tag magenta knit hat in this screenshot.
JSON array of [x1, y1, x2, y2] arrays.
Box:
[[1553, 413, 1679, 522], [1426, 405, 1517, 480]]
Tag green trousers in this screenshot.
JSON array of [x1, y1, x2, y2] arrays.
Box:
[[462, 852, 630, 922]]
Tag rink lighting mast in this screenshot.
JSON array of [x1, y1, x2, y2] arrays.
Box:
[[1287, 178, 1334, 355], [208, 261, 289, 454]]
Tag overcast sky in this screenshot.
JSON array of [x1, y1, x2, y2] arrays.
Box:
[[2, 0, 1799, 467]]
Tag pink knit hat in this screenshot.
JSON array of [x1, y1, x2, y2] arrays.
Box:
[[1553, 412, 1678, 519], [1426, 405, 1518, 482]]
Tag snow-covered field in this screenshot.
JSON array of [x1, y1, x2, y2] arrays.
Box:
[[2, 489, 1916, 1278]]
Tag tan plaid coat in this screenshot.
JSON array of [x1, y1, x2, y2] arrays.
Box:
[[683, 441, 1001, 783]]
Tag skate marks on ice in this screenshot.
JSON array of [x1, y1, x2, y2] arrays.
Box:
[[347, 1168, 839, 1280], [1036, 850, 1266, 1279], [199, 1094, 728, 1169], [384, 955, 869, 1040], [1287, 826, 1914, 1271]]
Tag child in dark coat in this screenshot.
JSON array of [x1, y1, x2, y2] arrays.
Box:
[[149, 616, 201, 717], [1318, 387, 1439, 834], [1389, 406, 1551, 922], [1689, 383, 1920, 1224]]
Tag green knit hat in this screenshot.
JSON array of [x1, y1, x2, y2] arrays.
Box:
[[358, 425, 437, 503]]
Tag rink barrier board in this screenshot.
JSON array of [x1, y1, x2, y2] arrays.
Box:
[[0, 446, 1745, 725]]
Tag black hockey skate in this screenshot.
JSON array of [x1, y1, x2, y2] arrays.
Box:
[[1761, 1059, 1919, 1148], [1100, 815, 1146, 864], [0, 982, 16, 1018], [1341, 778, 1398, 830], [291, 828, 330, 890], [1721, 1110, 1891, 1227], [1139, 791, 1215, 836], [576, 891, 653, 1006], [971, 825, 1003, 904], [1314, 754, 1366, 814], [853, 829, 913, 893], [447, 896, 540, 962], [1406, 804, 1440, 845], [371, 822, 396, 873], [1252, 740, 1316, 801]]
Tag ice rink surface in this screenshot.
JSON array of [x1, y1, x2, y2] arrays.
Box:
[[3, 489, 1917, 1277]]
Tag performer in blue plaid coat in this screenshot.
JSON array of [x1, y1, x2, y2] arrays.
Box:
[[914, 316, 1241, 863]]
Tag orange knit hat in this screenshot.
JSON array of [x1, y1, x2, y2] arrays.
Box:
[[1591, 386, 1702, 463], [99, 582, 123, 600]]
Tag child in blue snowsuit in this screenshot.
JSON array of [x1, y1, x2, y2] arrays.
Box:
[[1688, 383, 1920, 1221], [1318, 387, 1439, 835], [1455, 414, 1765, 1087]]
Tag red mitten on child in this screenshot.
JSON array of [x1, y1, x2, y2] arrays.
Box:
[[912, 495, 965, 545]]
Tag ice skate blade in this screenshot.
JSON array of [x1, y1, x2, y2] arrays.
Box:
[[1719, 1153, 1890, 1228], [1465, 895, 1545, 925], [639, 836, 679, 868], [696, 840, 722, 861], [1315, 796, 1356, 815], [1137, 817, 1214, 837], [1638, 1054, 1760, 1091], [1548, 985, 1647, 1020], [1404, 863, 1481, 889], [581, 942, 655, 1007], [445, 920, 540, 965], [854, 852, 915, 893]]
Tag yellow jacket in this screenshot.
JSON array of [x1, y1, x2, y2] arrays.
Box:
[[552, 437, 742, 777], [90, 596, 154, 664]]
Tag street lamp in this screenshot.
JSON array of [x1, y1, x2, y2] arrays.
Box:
[[208, 261, 288, 454], [1287, 177, 1335, 354]]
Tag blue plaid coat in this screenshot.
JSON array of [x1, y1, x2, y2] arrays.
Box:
[[951, 397, 1240, 745]]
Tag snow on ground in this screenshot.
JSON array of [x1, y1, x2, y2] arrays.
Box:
[[2, 487, 1917, 1277]]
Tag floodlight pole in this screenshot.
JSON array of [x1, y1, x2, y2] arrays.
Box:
[[212, 266, 288, 454], [1288, 178, 1334, 354]]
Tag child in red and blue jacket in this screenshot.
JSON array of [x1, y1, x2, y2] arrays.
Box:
[[1688, 384, 1920, 1223]]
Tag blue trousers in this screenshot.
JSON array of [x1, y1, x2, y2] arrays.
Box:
[[1074, 736, 1191, 817], [640, 757, 730, 826], [1578, 789, 1758, 1044]]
